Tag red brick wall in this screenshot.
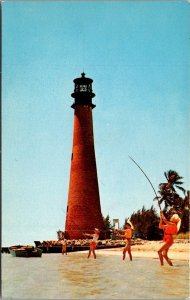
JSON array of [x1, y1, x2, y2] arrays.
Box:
[[65, 105, 103, 239]]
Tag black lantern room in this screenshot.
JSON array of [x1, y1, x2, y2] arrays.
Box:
[[71, 72, 96, 109]]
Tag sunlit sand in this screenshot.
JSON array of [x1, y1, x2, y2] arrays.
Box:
[[83, 239, 189, 261]]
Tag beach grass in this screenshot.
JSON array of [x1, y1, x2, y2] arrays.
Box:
[[174, 231, 189, 239]]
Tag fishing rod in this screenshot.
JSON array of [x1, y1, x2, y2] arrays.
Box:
[[128, 156, 161, 210]]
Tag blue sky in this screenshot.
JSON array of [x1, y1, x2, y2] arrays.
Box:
[[2, 1, 190, 246]]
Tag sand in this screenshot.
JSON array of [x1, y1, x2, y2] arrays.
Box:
[[96, 239, 189, 260]]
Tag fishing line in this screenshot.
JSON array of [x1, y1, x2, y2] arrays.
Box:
[[129, 156, 161, 210]]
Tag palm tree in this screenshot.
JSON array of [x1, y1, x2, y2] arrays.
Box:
[[164, 170, 186, 195], [155, 170, 186, 216]]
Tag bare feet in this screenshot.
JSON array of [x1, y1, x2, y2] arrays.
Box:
[[164, 256, 173, 266], [129, 253, 132, 261]]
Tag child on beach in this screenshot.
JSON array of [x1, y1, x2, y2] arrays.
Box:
[[83, 228, 100, 259], [61, 239, 67, 255], [158, 210, 181, 266], [115, 220, 133, 261]]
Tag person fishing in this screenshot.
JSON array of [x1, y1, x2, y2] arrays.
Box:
[[158, 210, 181, 266], [83, 228, 100, 259], [115, 220, 134, 261]]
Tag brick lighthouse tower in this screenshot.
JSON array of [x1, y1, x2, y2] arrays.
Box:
[[65, 73, 103, 239]]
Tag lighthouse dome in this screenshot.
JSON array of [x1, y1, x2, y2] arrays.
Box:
[[71, 72, 95, 109]]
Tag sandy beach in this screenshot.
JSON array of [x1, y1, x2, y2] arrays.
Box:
[[32, 238, 189, 261], [95, 239, 189, 261]]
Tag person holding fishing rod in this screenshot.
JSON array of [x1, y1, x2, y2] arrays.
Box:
[[114, 220, 134, 261], [83, 228, 100, 259], [158, 210, 181, 266], [128, 156, 181, 266]]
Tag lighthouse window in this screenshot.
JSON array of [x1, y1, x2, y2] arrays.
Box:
[[79, 85, 87, 92], [71, 153, 73, 160]]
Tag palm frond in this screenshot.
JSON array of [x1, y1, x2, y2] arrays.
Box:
[[171, 186, 176, 192], [167, 170, 178, 177], [158, 198, 165, 204], [153, 196, 160, 201], [174, 181, 184, 185], [175, 176, 184, 180], [176, 185, 186, 194], [166, 170, 183, 183], [164, 172, 169, 181]]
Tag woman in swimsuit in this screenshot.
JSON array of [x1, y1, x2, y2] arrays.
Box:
[[158, 210, 181, 266], [83, 228, 100, 259], [115, 220, 133, 261]]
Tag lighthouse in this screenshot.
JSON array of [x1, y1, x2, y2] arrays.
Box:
[[65, 73, 104, 239]]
